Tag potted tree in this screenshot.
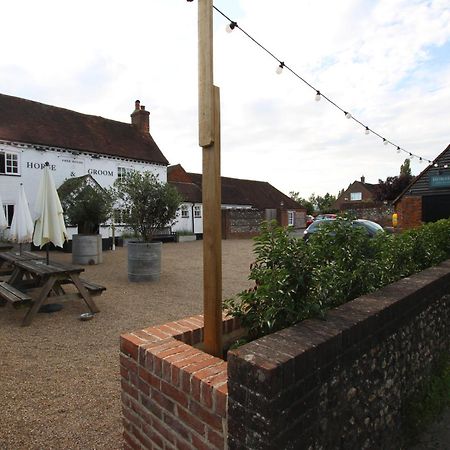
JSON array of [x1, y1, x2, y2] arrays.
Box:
[[112, 171, 181, 282], [58, 175, 113, 265]]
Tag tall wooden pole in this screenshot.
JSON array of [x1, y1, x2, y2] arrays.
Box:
[[198, 0, 223, 357]]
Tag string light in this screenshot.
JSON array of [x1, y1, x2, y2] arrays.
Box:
[[276, 62, 285, 74], [188, 3, 443, 168], [226, 21, 237, 33]]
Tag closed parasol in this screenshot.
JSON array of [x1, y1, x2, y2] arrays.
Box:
[[33, 162, 68, 263], [0, 194, 8, 231], [10, 184, 34, 252]]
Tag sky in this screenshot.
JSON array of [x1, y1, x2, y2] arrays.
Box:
[[1, 0, 449, 199]]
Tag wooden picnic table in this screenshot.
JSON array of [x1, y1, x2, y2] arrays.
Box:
[[2, 259, 104, 326], [0, 251, 46, 276]]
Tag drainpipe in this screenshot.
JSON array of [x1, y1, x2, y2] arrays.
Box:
[[191, 203, 195, 234]]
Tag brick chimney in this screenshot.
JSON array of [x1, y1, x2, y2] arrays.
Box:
[[361, 175, 365, 183], [131, 99, 150, 134]]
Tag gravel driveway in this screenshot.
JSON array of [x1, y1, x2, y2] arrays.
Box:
[[0, 240, 254, 450]]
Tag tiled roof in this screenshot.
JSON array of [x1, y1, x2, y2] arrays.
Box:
[[187, 172, 302, 210], [0, 93, 169, 165], [169, 181, 202, 203]]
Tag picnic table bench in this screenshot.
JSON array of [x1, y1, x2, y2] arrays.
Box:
[[0, 281, 32, 307], [0, 259, 106, 326]]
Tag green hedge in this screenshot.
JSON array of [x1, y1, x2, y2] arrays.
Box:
[[224, 218, 450, 340]]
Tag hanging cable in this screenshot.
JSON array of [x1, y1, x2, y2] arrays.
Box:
[[206, 3, 441, 167]]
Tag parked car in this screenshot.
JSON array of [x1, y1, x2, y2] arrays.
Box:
[[303, 218, 384, 241], [305, 215, 314, 227], [315, 213, 337, 221]]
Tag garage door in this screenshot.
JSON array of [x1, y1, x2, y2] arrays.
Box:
[[422, 195, 450, 222]]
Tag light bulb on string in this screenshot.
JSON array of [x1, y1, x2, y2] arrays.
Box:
[[383, 139, 388, 146], [226, 21, 237, 33], [344, 111, 352, 119], [444, 165, 448, 169], [397, 147, 401, 154], [276, 62, 284, 74], [410, 153, 414, 160], [434, 163, 439, 167], [364, 127, 370, 135], [419, 157, 423, 164], [315, 91, 321, 102]]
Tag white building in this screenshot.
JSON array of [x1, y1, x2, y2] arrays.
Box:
[[0, 94, 168, 240]]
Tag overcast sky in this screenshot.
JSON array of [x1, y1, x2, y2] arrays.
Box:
[[1, 0, 449, 198]]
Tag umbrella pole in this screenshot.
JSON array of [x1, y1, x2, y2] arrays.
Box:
[[46, 243, 49, 264], [19, 243, 22, 255]]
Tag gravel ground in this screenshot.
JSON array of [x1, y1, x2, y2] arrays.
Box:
[[0, 240, 254, 450]]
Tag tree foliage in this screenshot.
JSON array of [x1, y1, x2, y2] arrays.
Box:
[[375, 159, 414, 202], [112, 171, 181, 242], [58, 176, 113, 234], [289, 191, 337, 214]]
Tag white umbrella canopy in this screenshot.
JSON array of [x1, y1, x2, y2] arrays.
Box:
[[0, 194, 8, 230], [33, 163, 68, 251], [10, 184, 34, 244]]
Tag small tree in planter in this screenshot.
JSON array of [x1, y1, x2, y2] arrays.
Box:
[[112, 171, 181, 282], [58, 175, 113, 264]]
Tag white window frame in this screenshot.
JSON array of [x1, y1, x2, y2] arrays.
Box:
[[181, 204, 189, 218], [3, 204, 14, 226], [288, 210, 295, 226], [350, 192, 362, 201], [0, 151, 19, 175], [194, 205, 202, 218], [117, 166, 133, 181]]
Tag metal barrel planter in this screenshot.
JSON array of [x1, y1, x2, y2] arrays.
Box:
[[72, 234, 103, 265], [127, 241, 162, 282]]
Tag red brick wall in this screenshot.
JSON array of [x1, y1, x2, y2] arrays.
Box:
[[395, 196, 422, 229], [120, 315, 240, 450]]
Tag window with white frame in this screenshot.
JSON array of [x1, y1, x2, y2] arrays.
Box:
[[3, 204, 14, 226], [0, 151, 19, 175], [194, 205, 202, 218], [181, 204, 189, 218], [350, 192, 362, 201], [288, 211, 295, 226], [117, 167, 133, 181]]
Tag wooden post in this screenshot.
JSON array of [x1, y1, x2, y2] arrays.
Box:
[[202, 86, 222, 357], [198, 0, 214, 148], [198, 0, 222, 357]]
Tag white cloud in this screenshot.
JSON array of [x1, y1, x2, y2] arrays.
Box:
[[1, 0, 449, 198]]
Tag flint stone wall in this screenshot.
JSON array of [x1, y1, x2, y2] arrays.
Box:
[[227, 260, 450, 449]]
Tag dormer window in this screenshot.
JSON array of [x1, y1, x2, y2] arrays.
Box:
[[350, 192, 362, 201]]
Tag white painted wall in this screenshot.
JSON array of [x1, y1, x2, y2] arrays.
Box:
[[0, 141, 166, 237], [172, 202, 203, 234]]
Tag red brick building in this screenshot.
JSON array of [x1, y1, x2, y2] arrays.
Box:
[[394, 144, 450, 229]]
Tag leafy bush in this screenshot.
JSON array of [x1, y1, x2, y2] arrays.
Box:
[[224, 218, 450, 340]]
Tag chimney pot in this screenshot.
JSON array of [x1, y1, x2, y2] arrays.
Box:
[[131, 99, 150, 134], [361, 175, 365, 183]]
